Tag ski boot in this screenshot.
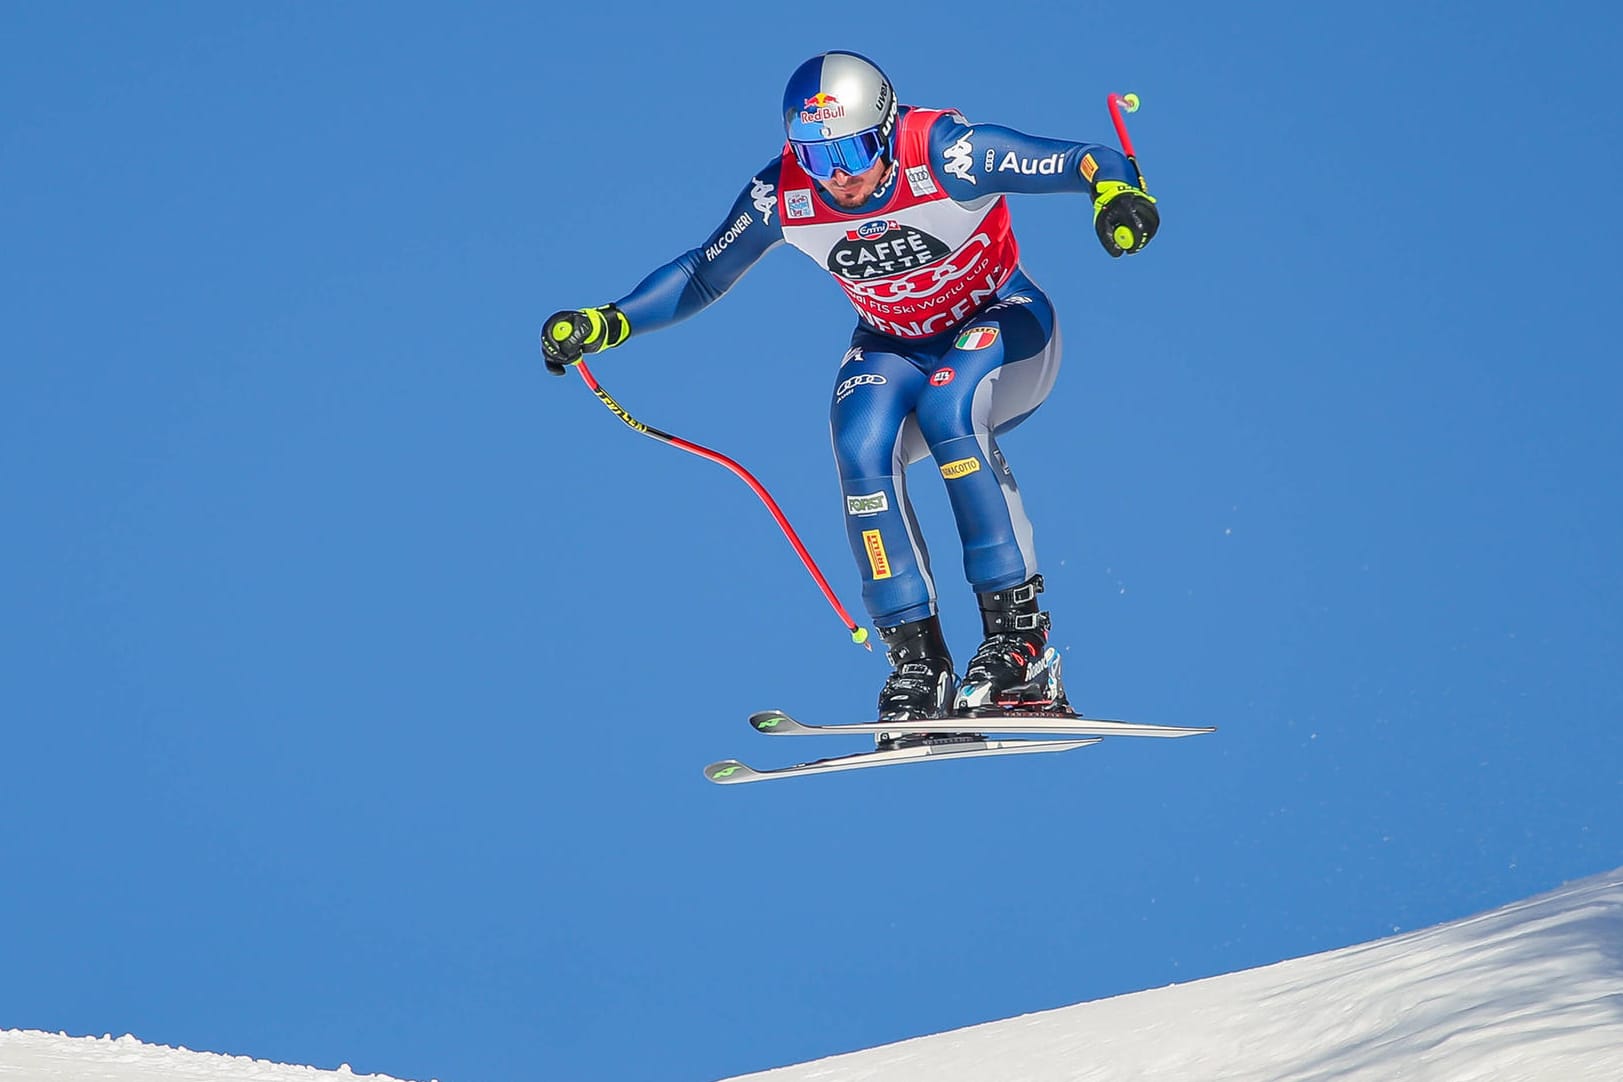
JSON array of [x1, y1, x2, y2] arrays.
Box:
[[954, 574, 1072, 717], [873, 615, 967, 748]]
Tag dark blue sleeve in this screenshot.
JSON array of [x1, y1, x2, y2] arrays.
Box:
[[927, 111, 1136, 201], [611, 158, 787, 336]]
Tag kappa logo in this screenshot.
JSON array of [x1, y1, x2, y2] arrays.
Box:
[[751, 177, 776, 224], [940, 456, 981, 479], [845, 491, 889, 516], [840, 346, 865, 367], [943, 133, 976, 185], [836, 372, 886, 401], [785, 188, 815, 220], [988, 295, 1033, 311]]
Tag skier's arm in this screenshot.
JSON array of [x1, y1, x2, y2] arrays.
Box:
[[929, 112, 1158, 256], [611, 161, 786, 335], [541, 160, 786, 373], [929, 112, 1126, 195]]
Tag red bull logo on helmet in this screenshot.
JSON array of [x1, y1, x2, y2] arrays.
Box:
[[801, 93, 846, 125]]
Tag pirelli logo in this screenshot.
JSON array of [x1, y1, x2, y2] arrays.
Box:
[[862, 529, 892, 579], [940, 457, 982, 480]]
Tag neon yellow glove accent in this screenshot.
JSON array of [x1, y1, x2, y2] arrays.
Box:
[[586, 305, 630, 350], [1092, 180, 1160, 257], [1092, 180, 1157, 217]]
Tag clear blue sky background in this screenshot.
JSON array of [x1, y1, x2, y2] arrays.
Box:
[[4, 4, 1620, 1081]]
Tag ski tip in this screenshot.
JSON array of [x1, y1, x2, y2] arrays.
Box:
[[749, 710, 810, 735], [704, 759, 761, 785]]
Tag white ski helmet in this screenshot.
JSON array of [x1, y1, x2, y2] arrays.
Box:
[[782, 51, 898, 180]]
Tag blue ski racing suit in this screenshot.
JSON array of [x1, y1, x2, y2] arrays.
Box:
[[598, 104, 1144, 629]]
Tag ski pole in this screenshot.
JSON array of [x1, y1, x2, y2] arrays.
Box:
[[571, 359, 871, 650], [1107, 92, 1147, 191]]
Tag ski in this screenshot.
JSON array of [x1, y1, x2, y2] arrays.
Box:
[[704, 735, 1100, 785], [748, 709, 1215, 740]]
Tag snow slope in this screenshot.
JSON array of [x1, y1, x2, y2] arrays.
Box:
[[727, 866, 1623, 1081], [0, 1032, 428, 1082], [3, 867, 1619, 1081]]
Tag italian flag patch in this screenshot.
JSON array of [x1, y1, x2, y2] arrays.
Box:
[[955, 326, 999, 350]]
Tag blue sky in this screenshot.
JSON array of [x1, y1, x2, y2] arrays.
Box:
[[3, 3, 1620, 1081]]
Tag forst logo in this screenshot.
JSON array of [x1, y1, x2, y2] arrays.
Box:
[[827, 224, 950, 283], [846, 492, 889, 516]]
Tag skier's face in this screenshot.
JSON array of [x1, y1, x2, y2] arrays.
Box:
[[819, 155, 891, 208]]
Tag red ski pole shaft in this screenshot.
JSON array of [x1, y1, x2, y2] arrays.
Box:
[[1107, 92, 1147, 191], [572, 360, 871, 650]]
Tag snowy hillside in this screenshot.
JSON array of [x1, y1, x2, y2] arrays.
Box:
[[4, 867, 1619, 1082], [727, 866, 1623, 1081], [0, 1030, 428, 1082]]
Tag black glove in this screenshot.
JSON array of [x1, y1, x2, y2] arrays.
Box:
[[541, 304, 631, 375], [1093, 181, 1159, 258]]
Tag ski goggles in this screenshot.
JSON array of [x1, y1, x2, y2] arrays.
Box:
[[790, 128, 887, 180]]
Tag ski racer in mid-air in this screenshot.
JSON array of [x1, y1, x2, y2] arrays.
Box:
[[542, 50, 1159, 728]]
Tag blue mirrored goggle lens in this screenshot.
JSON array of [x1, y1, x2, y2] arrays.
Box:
[[792, 129, 886, 180]]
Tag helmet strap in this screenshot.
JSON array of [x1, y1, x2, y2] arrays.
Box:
[[870, 156, 898, 199]]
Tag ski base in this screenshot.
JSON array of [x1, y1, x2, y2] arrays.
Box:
[[704, 734, 1100, 785], [748, 709, 1215, 740]]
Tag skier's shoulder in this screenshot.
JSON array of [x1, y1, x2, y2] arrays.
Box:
[[904, 103, 974, 148], [702, 153, 790, 240], [900, 105, 988, 199], [737, 153, 790, 231]]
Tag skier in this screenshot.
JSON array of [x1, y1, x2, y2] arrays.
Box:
[[542, 51, 1157, 723]]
